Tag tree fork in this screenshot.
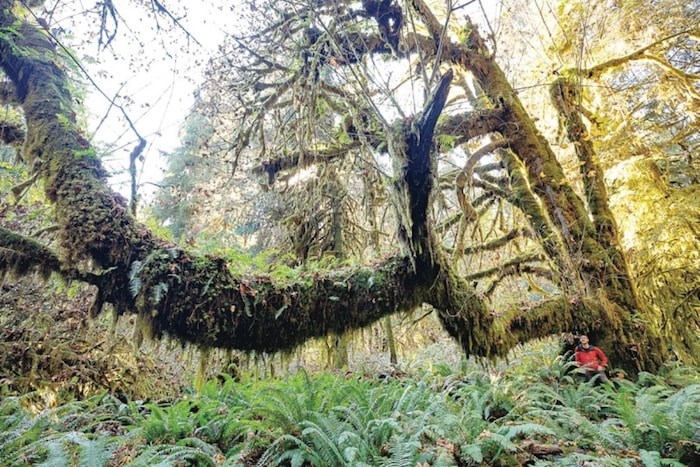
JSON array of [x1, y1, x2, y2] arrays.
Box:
[[0, 8, 490, 358], [411, 0, 667, 373]]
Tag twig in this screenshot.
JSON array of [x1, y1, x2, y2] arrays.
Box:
[[150, 0, 202, 47]]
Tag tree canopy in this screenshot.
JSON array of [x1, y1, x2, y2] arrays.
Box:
[[1, 0, 698, 375]]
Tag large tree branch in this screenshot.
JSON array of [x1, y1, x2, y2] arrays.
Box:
[[549, 78, 641, 311], [464, 252, 547, 281], [437, 107, 506, 143], [507, 297, 600, 344], [132, 251, 427, 351], [0, 8, 494, 359], [0, 227, 61, 279], [0, 226, 112, 297], [549, 79, 621, 254], [252, 141, 363, 183], [577, 29, 696, 79], [460, 227, 530, 255]]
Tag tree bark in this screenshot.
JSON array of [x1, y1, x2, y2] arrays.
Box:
[[0, 2, 668, 373], [411, 0, 667, 373]]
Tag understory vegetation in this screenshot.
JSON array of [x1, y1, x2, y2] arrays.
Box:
[[1, 342, 698, 466]]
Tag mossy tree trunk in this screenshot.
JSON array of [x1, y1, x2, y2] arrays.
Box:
[[0, 5, 489, 360], [412, 0, 667, 373], [0, 1, 668, 375]]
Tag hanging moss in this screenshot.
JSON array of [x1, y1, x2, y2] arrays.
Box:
[[0, 226, 61, 280], [0, 3, 675, 376]]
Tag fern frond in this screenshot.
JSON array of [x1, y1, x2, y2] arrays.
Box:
[[129, 444, 217, 467], [380, 438, 421, 467], [128, 260, 144, 297]]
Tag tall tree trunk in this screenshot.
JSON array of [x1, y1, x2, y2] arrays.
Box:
[[412, 0, 666, 373]]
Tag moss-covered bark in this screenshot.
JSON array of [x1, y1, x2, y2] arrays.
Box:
[[0, 226, 61, 278], [549, 78, 638, 307], [411, 0, 667, 373], [0, 1, 670, 374], [0, 6, 488, 359]]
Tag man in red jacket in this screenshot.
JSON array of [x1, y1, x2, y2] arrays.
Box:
[[574, 335, 609, 384]]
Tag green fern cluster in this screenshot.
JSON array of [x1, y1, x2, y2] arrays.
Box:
[[0, 393, 133, 466], [1, 355, 697, 466]]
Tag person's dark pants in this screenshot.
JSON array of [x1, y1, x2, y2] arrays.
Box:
[[584, 370, 609, 385]]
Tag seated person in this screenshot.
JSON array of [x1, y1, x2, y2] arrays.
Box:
[[574, 335, 609, 384]]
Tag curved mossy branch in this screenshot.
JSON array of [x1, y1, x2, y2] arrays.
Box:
[[481, 265, 553, 298], [0, 7, 491, 357], [550, 79, 620, 249], [0, 226, 105, 287], [458, 139, 509, 186], [507, 296, 591, 343], [252, 141, 363, 184], [0, 226, 61, 279], [427, 253, 499, 357], [437, 108, 506, 144], [464, 252, 548, 281], [129, 250, 429, 351], [454, 139, 509, 225], [499, 148, 569, 277], [445, 227, 529, 256]]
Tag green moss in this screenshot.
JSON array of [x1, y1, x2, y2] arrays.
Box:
[[74, 148, 97, 159], [0, 226, 60, 279]]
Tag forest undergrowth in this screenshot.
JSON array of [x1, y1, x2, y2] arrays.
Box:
[[1, 172, 698, 466], [1, 339, 698, 467]]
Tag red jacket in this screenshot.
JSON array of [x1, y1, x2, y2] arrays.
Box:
[[575, 345, 608, 370]]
